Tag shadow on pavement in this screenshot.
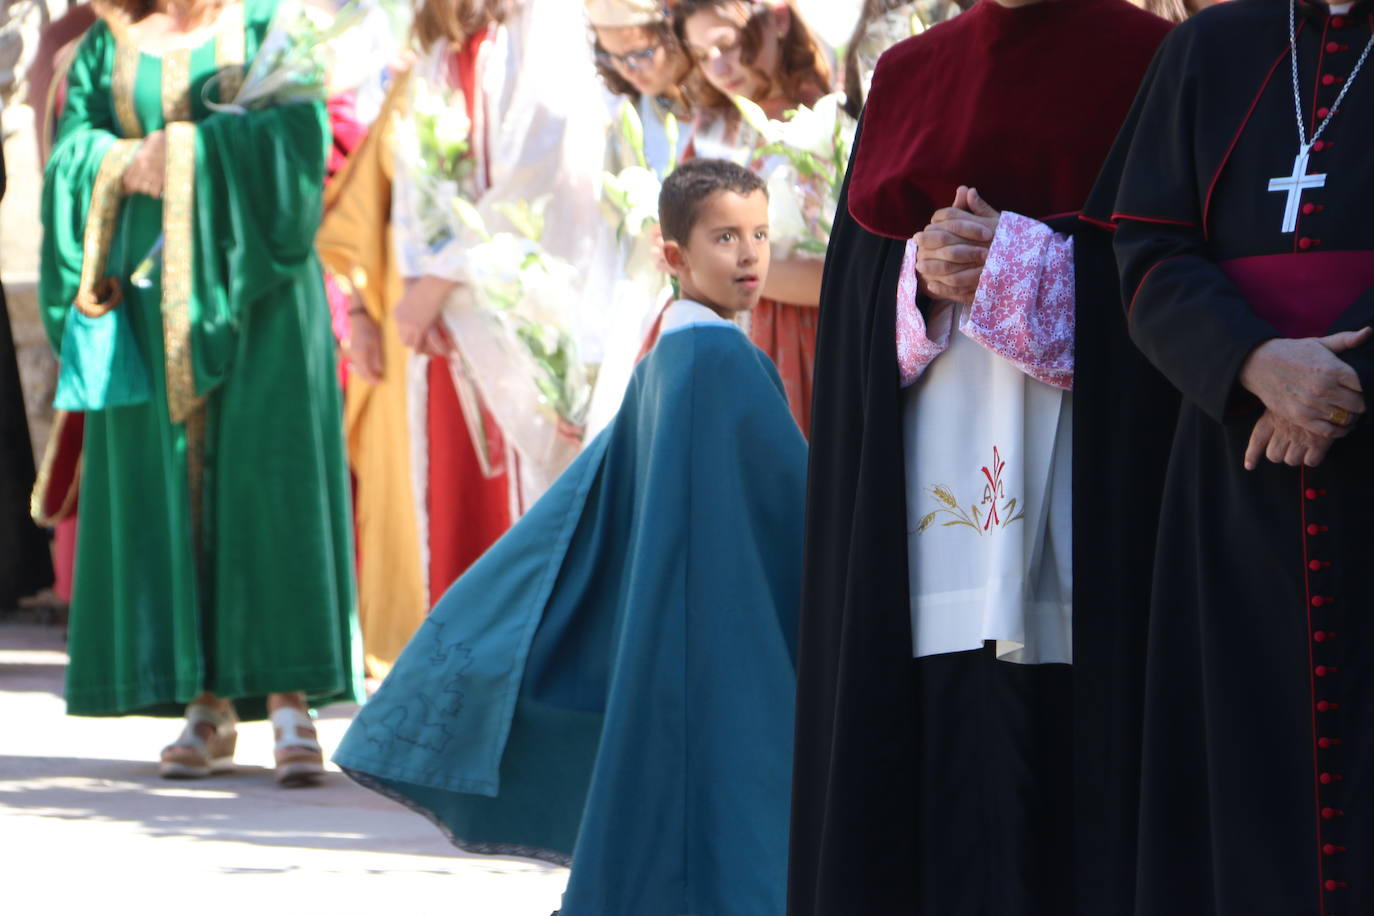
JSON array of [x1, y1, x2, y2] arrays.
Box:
[[0, 753, 560, 874], [0, 662, 67, 696]]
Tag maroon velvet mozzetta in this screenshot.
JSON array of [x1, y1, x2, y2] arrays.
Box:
[[848, 0, 1172, 240]]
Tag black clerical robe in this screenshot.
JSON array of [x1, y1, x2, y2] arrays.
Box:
[[0, 146, 54, 606], [791, 2, 1173, 914], [1085, 1, 1374, 913]]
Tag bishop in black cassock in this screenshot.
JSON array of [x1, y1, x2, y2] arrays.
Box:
[[1086, 0, 1374, 912], [790, 1, 1173, 914]]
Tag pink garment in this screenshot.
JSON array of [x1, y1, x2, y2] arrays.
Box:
[[895, 211, 1075, 390], [895, 240, 952, 384], [325, 273, 352, 387], [327, 92, 367, 181], [53, 517, 77, 603]]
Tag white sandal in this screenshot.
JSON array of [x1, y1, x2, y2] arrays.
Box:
[[160, 703, 238, 779], [271, 706, 326, 788]]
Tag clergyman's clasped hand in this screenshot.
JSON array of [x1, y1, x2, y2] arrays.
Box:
[[913, 185, 1001, 303], [1240, 327, 1373, 470]]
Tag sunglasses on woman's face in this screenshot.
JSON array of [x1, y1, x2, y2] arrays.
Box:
[[598, 44, 662, 73]]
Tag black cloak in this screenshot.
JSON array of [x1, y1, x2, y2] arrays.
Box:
[[789, 2, 1177, 912]]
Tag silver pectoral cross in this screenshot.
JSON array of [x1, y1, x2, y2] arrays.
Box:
[[1268, 145, 1327, 234]]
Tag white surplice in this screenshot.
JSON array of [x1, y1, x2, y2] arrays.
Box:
[[898, 213, 1076, 665]]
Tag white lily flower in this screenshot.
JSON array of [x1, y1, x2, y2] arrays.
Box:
[[410, 79, 446, 118], [450, 196, 490, 241], [518, 259, 581, 328], [603, 165, 663, 238], [619, 102, 648, 169], [432, 105, 472, 157], [775, 100, 836, 161], [766, 165, 811, 257], [733, 95, 782, 146]]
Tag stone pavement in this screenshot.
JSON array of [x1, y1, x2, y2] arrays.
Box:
[[0, 622, 569, 916]]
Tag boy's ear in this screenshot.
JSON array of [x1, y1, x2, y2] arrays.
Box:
[[662, 238, 687, 274]]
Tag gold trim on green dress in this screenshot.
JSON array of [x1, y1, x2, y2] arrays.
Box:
[[38, 0, 362, 719]]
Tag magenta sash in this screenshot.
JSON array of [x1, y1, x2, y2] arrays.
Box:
[[1219, 251, 1374, 338]]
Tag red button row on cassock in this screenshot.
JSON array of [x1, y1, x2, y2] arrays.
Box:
[[1305, 484, 1346, 898]]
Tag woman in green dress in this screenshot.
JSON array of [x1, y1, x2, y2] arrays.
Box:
[[39, 0, 362, 786]]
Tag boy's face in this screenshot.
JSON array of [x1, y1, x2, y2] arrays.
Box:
[[665, 189, 771, 319]]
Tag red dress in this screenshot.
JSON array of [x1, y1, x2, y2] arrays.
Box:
[[423, 29, 513, 604]]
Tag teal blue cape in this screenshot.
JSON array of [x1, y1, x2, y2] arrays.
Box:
[[334, 318, 807, 915]]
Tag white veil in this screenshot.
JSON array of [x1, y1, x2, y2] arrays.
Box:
[[429, 0, 618, 497]]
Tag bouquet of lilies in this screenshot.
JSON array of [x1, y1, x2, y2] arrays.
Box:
[[452, 196, 591, 434], [601, 102, 678, 240], [733, 92, 855, 257], [600, 102, 678, 291], [132, 0, 406, 286], [394, 73, 480, 252], [206, 0, 375, 112]]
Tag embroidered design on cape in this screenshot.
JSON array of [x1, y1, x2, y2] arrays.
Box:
[[919, 446, 1026, 536], [358, 618, 474, 757]]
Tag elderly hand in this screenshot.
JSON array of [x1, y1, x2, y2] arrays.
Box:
[[394, 275, 458, 357], [1244, 409, 1338, 470], [123, 130, 167, 198], [914, 186, 1001, 303], [1238, 328, 1371, 439]]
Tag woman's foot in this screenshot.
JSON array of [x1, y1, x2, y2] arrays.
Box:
[[269, 701, 325, 788], [160, 700, 238, 779]]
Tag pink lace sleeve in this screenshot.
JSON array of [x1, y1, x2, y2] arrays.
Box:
[[961, 211, 1075, 391], [896, 239, 952, 387]]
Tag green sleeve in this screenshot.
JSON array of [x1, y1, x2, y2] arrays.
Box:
[[39, 23, 120, 352], [189, 99, 330, 392]]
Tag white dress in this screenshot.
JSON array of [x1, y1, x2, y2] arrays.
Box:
[[391, 0, 615, 506]]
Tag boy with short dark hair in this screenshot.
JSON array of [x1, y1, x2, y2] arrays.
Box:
[[659, 159, 771, 323], [335, 158, 807, 915]]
